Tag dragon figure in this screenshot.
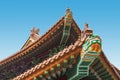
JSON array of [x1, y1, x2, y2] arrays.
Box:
[[81, 35, 102, 62], [70, 34, 102, 80]]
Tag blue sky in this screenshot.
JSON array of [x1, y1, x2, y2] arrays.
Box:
[[0, 0, 120, 69]]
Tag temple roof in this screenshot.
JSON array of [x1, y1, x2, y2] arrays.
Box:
[[13, 37, 120, 80], [0, 9, 120, 80], [0, 16, 80, 66]]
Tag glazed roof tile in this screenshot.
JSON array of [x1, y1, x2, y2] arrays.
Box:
[[13, 38, 82, 80], [13, 38, 120, 80]]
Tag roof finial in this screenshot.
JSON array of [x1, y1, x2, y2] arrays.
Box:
[[66, 7, 70, 12], [64, 7, 73, 27], [66, 7, 72, 15], [85, 23, 89, 28], [65, 7, 72, 18], [83, 23, 93, 36], [30, 27, 40, 36]]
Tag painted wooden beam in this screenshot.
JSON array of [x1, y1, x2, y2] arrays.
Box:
[[62, 59, 68, 75], [50, 68, 57, 78], [93, 62, 102, 70], [90, 68, 102, 80], [57, 64, 61, 77], [68, 55, 74, 68], [94, 65, 105, 74], [44, 71, 51, 80], [102, 74, 111, 79], [99, 71, 109, 77], [39, 75, 46, 80], [34, 77, 39, 80]]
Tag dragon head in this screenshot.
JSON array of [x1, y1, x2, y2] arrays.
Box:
[[81, 35, 102, 61], [83, 35, 101, 54]]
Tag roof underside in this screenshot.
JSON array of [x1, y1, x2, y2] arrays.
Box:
[[12, 38, 120, 80], [0, 16, 81, 80]]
